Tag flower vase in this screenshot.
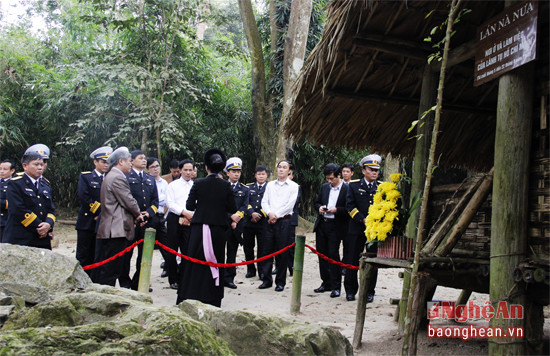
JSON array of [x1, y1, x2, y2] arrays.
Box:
[[376, 236, 414, 259]]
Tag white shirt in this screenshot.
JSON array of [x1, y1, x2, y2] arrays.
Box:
[[261, 178, 299, 218], [154, 176, 169, 214], [166, 177, 194, 215], [94, 169, 105, 180], [324, 181, 343, 219]]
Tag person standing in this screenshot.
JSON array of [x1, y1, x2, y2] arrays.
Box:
[[223, 157, 252, 289], [344, 154, 382, 302], [313, 163, 349, 298], [75, 146, 112, 277], [146, 157, 170, 280], [258, 160, 299, 292], [243, 165, 269, 279], [3, 153, 55, 250], [121, 150, 159, 290], [0, 159, 16, 242], [95, 147, 144, 286], [161, 159, 181, 184], [165, 159, 195, 290], [341, 163, 354, 184], [177, 149, 237, 307]]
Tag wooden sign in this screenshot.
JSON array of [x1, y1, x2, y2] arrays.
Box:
[[474, 1, 538, 86]]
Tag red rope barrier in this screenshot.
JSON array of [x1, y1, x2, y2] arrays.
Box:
[[304, 243, 360, 270], [83, 239, 144, 270], [154, 240, 295, 268]]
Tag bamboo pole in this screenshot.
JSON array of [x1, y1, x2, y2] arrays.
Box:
[[290, 235, 306, 314], [402, 2, 462, 355], [137, 228, 156, 293], [353, 259, 373, 349], [434, 167, 494, 256]]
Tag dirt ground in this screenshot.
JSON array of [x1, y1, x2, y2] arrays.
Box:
[[51, 222, 548, 356]]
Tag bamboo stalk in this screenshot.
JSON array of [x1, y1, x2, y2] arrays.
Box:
[[353, 259, 373, 349], [402, 2, 462, 355]]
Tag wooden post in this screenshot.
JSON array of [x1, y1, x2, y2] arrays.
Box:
[[290, 235, 305, 314], [137, 228, 156, 293], [407, 272, 437, 356], [489, 1, 534, 353], [352, 258, 373, 349], [399, 64, 437, 332], [455, 289, 472, 320]]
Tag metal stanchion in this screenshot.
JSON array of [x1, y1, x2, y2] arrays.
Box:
[[290, 235, 306, 314], [137, 228, 156, 293]]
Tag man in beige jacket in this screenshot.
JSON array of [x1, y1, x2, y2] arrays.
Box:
[[95, 147, 143, 286]]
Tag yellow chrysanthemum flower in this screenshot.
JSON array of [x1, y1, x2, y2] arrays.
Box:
[[390, 174, 402, 183]]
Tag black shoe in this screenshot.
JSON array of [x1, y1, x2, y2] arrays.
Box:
[[330, 290, 341, 298], [224, 281, 237, 289], [314, 284, 327, 293], [258, 281, 272, 289], [342, 268, 346, 276], [149, 286, 153, 292], [160, 270, 168, 278], [346, 293, 355, 301], [245, 271, 256, 278], [366, 294, 374, 303], [275, 285, 284, 292], [288, 267, 293, 276], [160, 261, 165, 269], [170, 283, 179, 290], [272, 268, 278, 275]]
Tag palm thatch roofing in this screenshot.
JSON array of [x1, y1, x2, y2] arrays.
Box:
[[286, 0, 549, 172]]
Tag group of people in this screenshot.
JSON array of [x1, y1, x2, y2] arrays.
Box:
[[0, 142, 383, 308]]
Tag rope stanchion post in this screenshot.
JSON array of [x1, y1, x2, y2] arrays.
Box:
[[290, 235, 306, 314], [137, 228, 156, 293]]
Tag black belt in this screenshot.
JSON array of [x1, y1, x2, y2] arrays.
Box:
[[322, 217, 335, 223], [279, 214, 292, 220]]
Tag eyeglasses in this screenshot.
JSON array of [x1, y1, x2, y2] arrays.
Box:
[[149, 165, 160, 169]]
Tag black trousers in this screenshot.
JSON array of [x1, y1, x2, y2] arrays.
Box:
[[242, 220, 266, 275], [95, 237, 128, 287], [76, 229, 96, 277], [343, 230, 378, 296], [258, 218, 291, 287], [166, 213, 191, 285], [0, 226, 4, 243], [224, 225, 243, 284], [315, 219, 342, 291], [119, 225, 145, 289]]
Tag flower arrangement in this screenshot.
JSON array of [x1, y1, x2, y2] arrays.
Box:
[[365, 173, 419, 245]]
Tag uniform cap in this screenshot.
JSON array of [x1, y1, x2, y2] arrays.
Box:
[[225, 157, 242, 172], [90, 146, 113, 160], [25, 144, 50, 159], [360, 154, 382, 169]]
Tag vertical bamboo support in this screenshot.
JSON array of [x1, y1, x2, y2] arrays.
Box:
[[398, 268, 411, 333], [353, 258, 373, 349], [137, 228, 156, 293], [489, 2, 534, 353], [290, 235, 305, 314]]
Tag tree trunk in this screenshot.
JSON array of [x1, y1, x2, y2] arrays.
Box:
[[238, 0, 277, 169], [275, 0, 313, 163]]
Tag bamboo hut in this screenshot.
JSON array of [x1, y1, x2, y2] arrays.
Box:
[[286, 0, 549, 353]]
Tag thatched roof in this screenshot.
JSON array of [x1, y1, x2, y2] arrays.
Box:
[[286, 0, 549, 172]]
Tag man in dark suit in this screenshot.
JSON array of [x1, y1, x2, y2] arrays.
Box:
[[122, 150, 159, 290], [313, 163, 349, 298], [223, 157, 252, 289], [0, 159, 16, 242], [243, 165, 269, 279], [3, 152, 55, 250], [75, 146, 112, 277], [95, 147, 143, 286], [344, 154, 382, 302]]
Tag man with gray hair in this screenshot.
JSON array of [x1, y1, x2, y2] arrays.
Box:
[[95, 147, 144, 286]]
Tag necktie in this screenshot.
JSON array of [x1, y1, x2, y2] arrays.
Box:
[[35, 180, 40, 191], [258, 184, 263, 190], [231, 183, 236, 190], [139, 172, 143, 180], [99, 175, 104, 183], [367, 182, 373, 190]]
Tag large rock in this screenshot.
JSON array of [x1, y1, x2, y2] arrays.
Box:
[[0, 290, 234, 355], [0, 244, 91, 304], [179, 300, 354, 356]]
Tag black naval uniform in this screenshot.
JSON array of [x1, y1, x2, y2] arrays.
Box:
[[123, 169, 159, 290], [0, 177, 11, 242], [344, 178, 379, 297], [75, 170, 103, 276], [3, 174, 55, 249], [242, 182, 267, 277], [225, 181, 252, 285]]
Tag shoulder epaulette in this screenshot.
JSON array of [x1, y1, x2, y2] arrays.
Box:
[[81, 171, 92, 175], [11, 176, 22, 181], [246, 182, 255, 186], [16, 172, 24, 176], [41, 177, 51, 186], [350, 179, 360, 183]]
